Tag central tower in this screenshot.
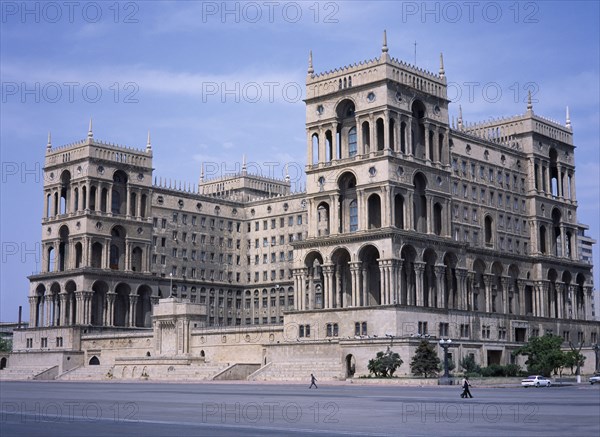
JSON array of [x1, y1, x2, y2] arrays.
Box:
[[294, 32, 453, 312]]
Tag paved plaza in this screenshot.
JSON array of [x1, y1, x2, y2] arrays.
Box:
[[1, 381, 599, 436]]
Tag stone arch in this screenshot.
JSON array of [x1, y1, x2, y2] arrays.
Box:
[[338, 172, 358, 232], [91, 280, 108, 326], [443, 252, 458, 309], [89, 356, 100, 365], [34, 284, 46, 327], [59, 170, 71, 214], [359, 244, 381, 306], [413, 173, 428, 233], [472, 259, 486, 311], [131, 246, 143, 272], [111, 170, 128, 214], [411, 99, 427, 157], [110, 226, 127, 270], [114, 283, 131, 327], [0, 357, 7, 370], [551, 208, 562, 256], [345, 354, 356, 377], [394, 193, 405, 229], [131, 284, 149, 326], [64, 280, 76, 325], [367, 193, 381, 229], [316, 202, 330, 236], [491, 261, 504, 313], [422, 249, 437, 307], [91, 241, 103, 268], [58, 225, 69, 272], [331, 247, 352, 308], [400, 245, 417, 306]]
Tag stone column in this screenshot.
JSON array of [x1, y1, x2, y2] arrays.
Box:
[[390, 260, 398, 305], [383, 110, 390, 150], [331, 122, 338, 159], [414, 262, 425, 306], [349, 262, 361, 307], [322, 264, 334, 309], [382, 186, 391, 228], [483, 275, 493, 313], [584, 286, 593, 321], [424, 123, 430, 161], [467, 272, 475, 311], [456, 268, 468, 310], [500, 276, 509, 315], [330, 194, 339, 235], [307, 129, 313, 165], [28, 296, 37, 328], [355, 116, 363, 155], [369, 114, 375, 153], [106, 292, 116, 326], [103, 238, 111, 269], [398, 260, 406, 305], [434, 265, 446, 309], [361, 266, 368, 307], [129, 294, 138, 327], [555, 281, 564, 319], [379, 260, 388, 305], [45, 292, 53, 326], [59, 292, 67, 326], [307, 273, 314, 310]]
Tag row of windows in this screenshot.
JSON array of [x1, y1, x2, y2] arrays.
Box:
[[250, 252, 295, 265], [25, 337, 63, 348], [452, 227, 528, 254], [252, 215, 304, 231], [453, 206, 527, 235], [452, 183, 526, 212], [249, 234, 303, 248], [160, 213, 242, 232], [452, 159, 525, 192]]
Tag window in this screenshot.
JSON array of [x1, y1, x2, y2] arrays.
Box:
[[172, 212, 178, 223], [182, 214, 187, 224], [349, 200, 358, 231], [263, 220, 268, 230], [26, 338, 33, 348], [439, 322, 449, 337], [498, 327, 507, 340], [348, 127, 357, 157], [460, 324, 470, 338], [472, 209, 478, 222], [562, 330, 570, 342], [297, 215, 303, 225], [161, 218, 167, 229], [453, 182, 458, 195], [288, 216, 294, 226], [418, 321, 428, 335], [481, 325, 490, 339]]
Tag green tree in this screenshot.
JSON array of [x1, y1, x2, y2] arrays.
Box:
[[368, 348, 403, 378], [514, 335, 566, 376], [459, 355, 481, 375], [410, 340, 441, 378], [0, 337, 12, 352]]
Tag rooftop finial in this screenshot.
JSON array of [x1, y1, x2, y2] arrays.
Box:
[[46, 131, 52, 151], [242, 154, 247, 175], [200, 163, 204, 182], [307, 50, 314, 75], [526, 90, 533, 112], [146, 130, 152, 152], [566, 106, 571, 129], [439, 52, 445, 79], [87, 117, 93, 139], [382, 30, 388, 53], [285, 162, 290, 182], [457, 105, 463, 129]]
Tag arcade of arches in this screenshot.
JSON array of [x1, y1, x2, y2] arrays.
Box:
[[29, 280, 155, 328], [294, 246, 593, 320]]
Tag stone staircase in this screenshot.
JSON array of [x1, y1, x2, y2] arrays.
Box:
[[248, 359, 343, 381], [0, 365, 57, 381], [59, 365, 114, 381]]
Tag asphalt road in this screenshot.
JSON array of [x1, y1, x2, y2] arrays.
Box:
[[1, 381, 599, 436]]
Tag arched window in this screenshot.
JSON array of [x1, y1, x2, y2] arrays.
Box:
[[348, 127, 357, 157], [349, 200, 358, 232], [484, 216, 493, 246]]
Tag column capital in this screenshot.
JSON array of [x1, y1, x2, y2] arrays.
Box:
[[414, 261, 426, 272]]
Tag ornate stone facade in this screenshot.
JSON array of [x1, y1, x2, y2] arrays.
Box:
[[6, 35, 598, 380]]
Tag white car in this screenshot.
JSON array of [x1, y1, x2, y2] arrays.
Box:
[[590, 374, 600, 385], [521, 375, 552, 387]]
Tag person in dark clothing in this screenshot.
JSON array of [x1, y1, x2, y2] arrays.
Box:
[[309, 373, 318, 389], [461, 377, 473, 398]]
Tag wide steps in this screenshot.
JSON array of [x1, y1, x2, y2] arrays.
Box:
[[0, 366, 55, 381], [250, 360, 342, 381]]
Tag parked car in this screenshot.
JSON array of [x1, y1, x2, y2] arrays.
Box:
[[521, 375, 552, 387], [590, 374, 600, 385]]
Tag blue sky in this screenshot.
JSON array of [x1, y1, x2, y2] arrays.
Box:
[[1, 1, 598, 321]]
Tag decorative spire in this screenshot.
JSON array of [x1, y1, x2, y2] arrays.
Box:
[[439, 52, 445, 79], [46, 131, 52, 151], [87, 117, 93, 139], [526, 90, 533, 112], [200, 163, 204, 182], [566, 106, 571, 129], [307, 50, 314, 75], [285, 162, 290, 182], [380, 30, 390, 62], [146, 130, 152, 152], [242, 154, 247, 175], [457, 105, 463, 129]]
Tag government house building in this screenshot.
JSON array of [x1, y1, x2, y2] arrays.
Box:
[[4, 34, 598, 381]]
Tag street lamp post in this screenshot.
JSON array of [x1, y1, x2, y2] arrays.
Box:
[[439, 338, 452, 385]]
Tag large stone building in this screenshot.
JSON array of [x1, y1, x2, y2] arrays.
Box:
[[4, 35, 599, 381]]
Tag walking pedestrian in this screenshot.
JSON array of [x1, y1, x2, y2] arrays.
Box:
[[461, 376, 473, 398], [309, 373, 318, 389]]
